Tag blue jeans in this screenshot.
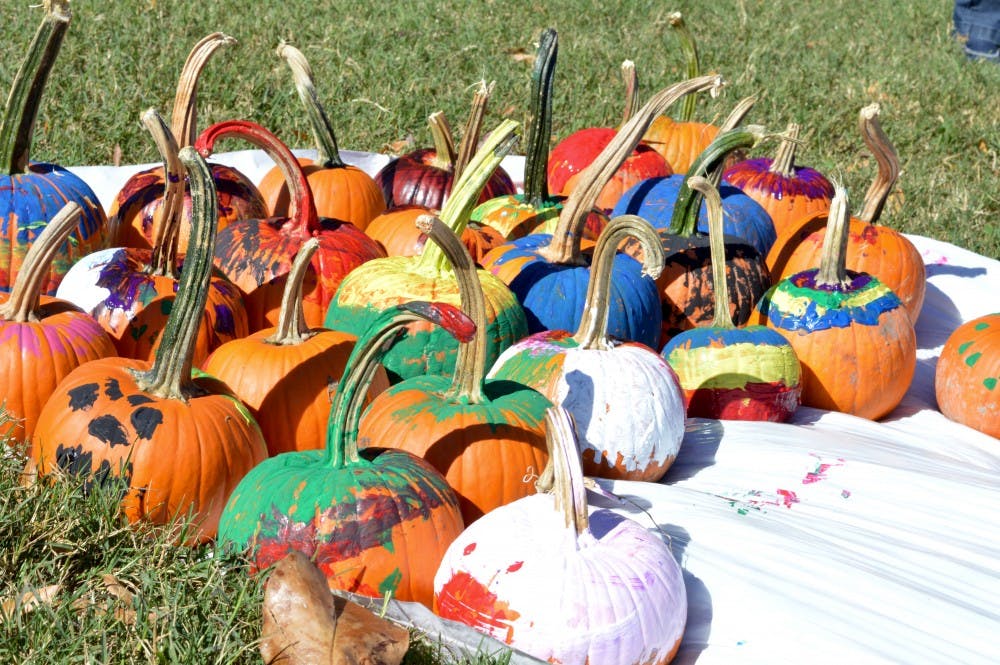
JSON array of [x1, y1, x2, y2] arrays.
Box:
[[954, 0, 1000, 61]]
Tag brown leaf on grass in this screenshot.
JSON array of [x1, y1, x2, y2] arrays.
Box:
[[382, 135, 415, 155], [69, 575, 139, 625], [505, 47, 535, 64], [0, 585, 61, 624], [260, 551, 408, 665]]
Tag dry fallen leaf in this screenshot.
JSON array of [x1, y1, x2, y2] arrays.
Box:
[[0, 585, 61, 624], [505, 47, 535, 64]]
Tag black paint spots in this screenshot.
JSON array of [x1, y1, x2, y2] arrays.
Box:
[[104, 378, 123, 401], [68, 383, 100, 411], [131, 407, 163, 440], [54, 444, 133, 498], [127, 394, 154, 406], [88, 415, 130, 447]]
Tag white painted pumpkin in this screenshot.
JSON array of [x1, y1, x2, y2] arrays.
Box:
[[433, 406, 687, 664], [489, 215, 685, 481]]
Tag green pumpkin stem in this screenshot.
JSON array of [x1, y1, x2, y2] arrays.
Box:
[[857, 104, 900, 225], [417, 119, 521, 273], [573, 215, 664, 350], [545, 407, 590, 537], [266, 238, 320, 345], [171, 33, 236, 148], [816, 183, 851, 288], [417, 215, 487, 404], [522, 28, 558, 208], [135, 147, 219, 400], [143, 108, 184, 278], [688, 176, 735, 329], [706, 95, 757, 189], [668, 125, 767, 237], [621, 60, 638, 125], [0, 201, 80, 323], [277, 42, 345, 168], [668, 12, 700, 123], [769, 123, 801, 178], [453, 80, 494, 182], [427, 112, 457, 171], [541, 74, 725, 266], [0, 0, 70, 176]]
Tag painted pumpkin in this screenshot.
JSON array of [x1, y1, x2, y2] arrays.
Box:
[[489, 214, 685, 481], [359, 215, 551, 523], [257, 43, 385, 229], [434, 406, 687, 665], [754, 184, 916, 420], [0, 0, 107, 296], [365, 205, 506, 266], [30, 147, 269, 543], [198, 119, 385, 332], [0, 203, 116, 444], [325, 120, 527, 383], [935, 313, 1000, 438], [217, 302, 470, 607], [661, 177, 801, 421]]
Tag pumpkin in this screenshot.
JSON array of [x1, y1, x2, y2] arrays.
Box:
[[766, 104, 926, 322], [107, 33, 267, 253], [198, 119, 385, 332], [56, 109, 249, 364], [489, 214, 685, 481], [358, 215, 551, 523], [0, 0, 107, 295], [30, 146, 269, 542], [365, 205, 506, 265], [0, 203, 116, 445], [722, 123, 834, 236], [257, 43, 385, 229], [217, 301, 469, 607], [374, 83, 516, 211], [434, 406, 687, 665], [325, 119, 527, 383], [935, 313, 1000, 438], [754, 184, 916, 419], [661, 177, 801, 421], [482, 75, 725, 348], [202, 238, 389, 456]]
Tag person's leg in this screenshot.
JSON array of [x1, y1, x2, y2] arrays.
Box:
[[953, 0, 1000, 61]]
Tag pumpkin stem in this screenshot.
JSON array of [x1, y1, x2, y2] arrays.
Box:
[[417, 215, 488, 404], [417, 119, 520, 274], [195, 119, 319, 238], [427, 111, 458, 171], [573, 214, 664, 350], [265, 238, 320, 345], [621, 60, 639, 125], [706, 95, 757, 188], [143, 108, 184, 278], [522, 28, 558, 208], [541, 73, 725, 265], [171, 33, 236, 148], [453, 80, 494, 182], [668, 12, 700, 123], [134, 147, 219, 400], [816, 183, 852, 288], [325, 302, 475, 469], [857, 104, 900, 225], [0, 201, 80, 323], [0, 0, 70, 176], [688, 176, 735, 329], [545, 407, 590, 539], [277, 42, 345, 168], [768, 122, 801, 178], [668, 125, 768, 237]]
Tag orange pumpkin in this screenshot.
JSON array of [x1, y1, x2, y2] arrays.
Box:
[[935, 313, 1000, 438], [365, 206, 505, 265]]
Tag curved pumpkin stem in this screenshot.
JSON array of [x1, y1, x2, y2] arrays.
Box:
[[522, 28, 558, 208], [541, 73, 725, 265], [143, 108, 184, 277], [427, 111, 457, 171], [621, 60, 639, 125], [816, 183, 852, 289], [265, 238, 320, 345], [195, 119, 319, 238], [0, 201, 80, 323], [688, 176, 735, 329], [135, 147, 219, 400], [417, 119, 520, 274], [706, 94, 757, 188], [0, 0, 70, 176], [545, 407, 590, 539], [417, 215, 487, 404], [277, 42, 345, 168], [668, 12, 700, 123], [171, 33, 236, 148], [573, 214, 664, 350], [325, 303, 475, 470], [857, 104, 900, 225], [453, 80, 494, 182], [769, 123, 801, 178]]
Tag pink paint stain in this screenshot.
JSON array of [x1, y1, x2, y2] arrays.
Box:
[[802, 454, 846, 484], [506, 561, 523, 573], [463, 542, 477, 556], [775, 489, 799, 508]]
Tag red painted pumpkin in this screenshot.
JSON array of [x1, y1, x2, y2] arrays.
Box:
[[935, 313, 1000, 438]]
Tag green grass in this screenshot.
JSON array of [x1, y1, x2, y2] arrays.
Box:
[[0, 0, 996, 256]]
